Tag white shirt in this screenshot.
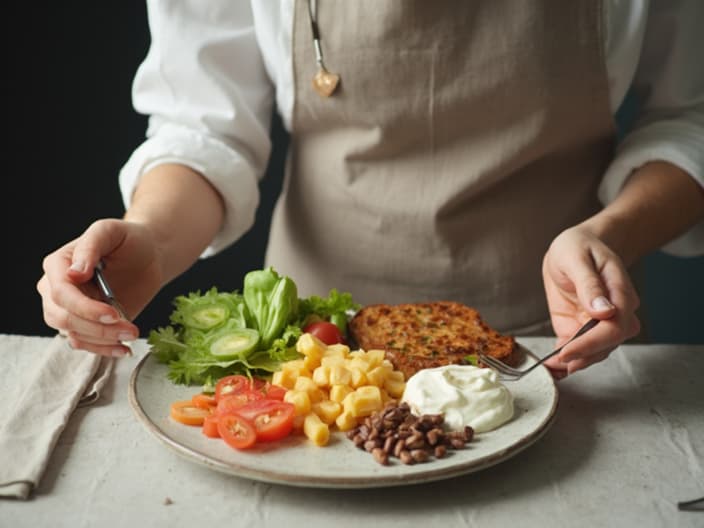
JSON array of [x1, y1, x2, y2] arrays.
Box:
[[119, 0, 704, 257]]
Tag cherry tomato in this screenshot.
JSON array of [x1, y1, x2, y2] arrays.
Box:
[[215, 375, 251, 402], [259, 382, 287, 401], [191, 392, 217, 410], [201, 414, 220, 438], [235, 400, 295, 442], [217, 414, 257, 450], [216, 390, 265, 416], [303, 321, 345, 345], [170, 400, 211, 426]]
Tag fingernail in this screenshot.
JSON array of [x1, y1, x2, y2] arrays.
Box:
[[591, 296, 614, 312], [69, 260, 86, 273], [100, 314, 119, 324], [118, 332, 136, 342]]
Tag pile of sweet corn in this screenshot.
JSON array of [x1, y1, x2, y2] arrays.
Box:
[[271, 333, 406, 446]]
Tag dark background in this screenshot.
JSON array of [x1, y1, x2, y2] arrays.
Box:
[[4, 3, 702, 342]]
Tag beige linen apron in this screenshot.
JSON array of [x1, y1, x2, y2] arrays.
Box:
[[265, 0, 615, 334]]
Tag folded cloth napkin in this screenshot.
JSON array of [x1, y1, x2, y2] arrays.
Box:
[[0, 334, 114, 500]]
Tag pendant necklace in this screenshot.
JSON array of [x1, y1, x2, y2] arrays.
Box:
[[307, 0, 340, 97]]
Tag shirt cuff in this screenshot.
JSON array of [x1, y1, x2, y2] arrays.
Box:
[[119, 123, 260, 257], [598, 119, 704, 257]]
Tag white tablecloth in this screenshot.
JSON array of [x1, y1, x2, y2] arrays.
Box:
[[1, 335, 702, 528]]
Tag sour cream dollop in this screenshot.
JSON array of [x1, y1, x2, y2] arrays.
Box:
[[401, 365, 514, 433]]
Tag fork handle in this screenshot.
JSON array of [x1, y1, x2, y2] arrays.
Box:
[[527, 318, 599, 373]]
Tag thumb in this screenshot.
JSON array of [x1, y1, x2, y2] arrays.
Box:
[[66, 220, 122, 282]]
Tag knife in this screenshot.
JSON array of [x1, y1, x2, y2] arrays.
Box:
[[92, 260, 129, 321]]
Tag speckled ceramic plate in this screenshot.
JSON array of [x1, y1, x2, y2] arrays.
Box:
[[128, 341, 558, 488]]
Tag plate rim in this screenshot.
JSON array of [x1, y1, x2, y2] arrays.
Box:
[[128, 345, 558, 488]]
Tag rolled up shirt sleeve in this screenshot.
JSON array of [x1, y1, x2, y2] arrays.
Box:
[[119, 0, 274, 257], [599, 0, 704, 257]]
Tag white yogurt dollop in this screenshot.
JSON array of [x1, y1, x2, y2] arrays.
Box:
[[401, 365, 514, 433]]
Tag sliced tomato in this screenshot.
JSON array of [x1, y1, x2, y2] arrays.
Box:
[[303, 321, 345, 345], [259, 382, 287, 401], [216, 390, 265, 416], [192, 392, 217, 410], [235, 400, 295, 442], [215, 375, 251, 402], [170, 400, 211, 426], [217, 414, 257, 450], [248, 377, 268, 391], [202, 414, 220, 438]]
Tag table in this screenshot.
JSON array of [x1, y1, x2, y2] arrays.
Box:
[[1, 335, 702, 528]]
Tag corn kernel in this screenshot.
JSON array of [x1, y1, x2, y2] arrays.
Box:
[[312, 400, 342, 425], [348, 367, 367, 388], [346, 357, 371, 373], [365, 349, 386, 368], [329, 384, 354, 403], [342, 392, 357, 414], [303, 354, 321, 371], [325, 343, 350, 358], [350, 386, 382, 417], [329, 365, 352, 386], [312, 365, 331, 387], [296, 333, 327, 361], [303, 413, 330, 446], [282, 359, 308, 373], [335, 410, 358, 432], [284, 390, 312, 416], [366, 365, 391, 387], [386, 370, 405, 382], [294, 376, 325, 403], [383, 378, 406, 399], [320, 356, 346, 367]]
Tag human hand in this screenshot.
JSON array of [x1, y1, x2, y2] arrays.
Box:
[[37, 218, 164, 357], [541, 226, 641, 378]]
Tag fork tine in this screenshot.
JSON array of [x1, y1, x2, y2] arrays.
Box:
[[477, 318, 600, 381], [479, 354, 522, 380]]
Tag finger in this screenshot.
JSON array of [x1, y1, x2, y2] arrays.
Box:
[[65, 332, 133, 358], [43, 252, 124, 325], [558, 313, 640, 364], [546, 365, 569, 380], [565, 348, 613, 375], [44, 296, 138, 343]]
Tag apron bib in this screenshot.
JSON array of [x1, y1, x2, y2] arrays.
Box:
[[265, 0, 615, 333]]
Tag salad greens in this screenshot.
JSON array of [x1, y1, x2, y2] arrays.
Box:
[[148, 266, 359, 387]]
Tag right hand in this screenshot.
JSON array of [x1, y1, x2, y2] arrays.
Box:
[[37, 218, 164, 357]]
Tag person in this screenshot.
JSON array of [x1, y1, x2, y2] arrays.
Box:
[[37, 1, 704, 379]]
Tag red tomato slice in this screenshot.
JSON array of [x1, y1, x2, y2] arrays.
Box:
[[202, 414, 220, 438], [170, 400, 211, 426], [192, 392, 217, 410], [215, 375, 251, 402], [217, 414, 257, 450], [235, 400, 295, 442], [303, 321, 344, 345], [259, 382, 287, 401], [216, 390, 265, 416]]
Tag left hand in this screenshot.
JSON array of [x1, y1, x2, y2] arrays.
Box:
[[541, 226, 641, 378]]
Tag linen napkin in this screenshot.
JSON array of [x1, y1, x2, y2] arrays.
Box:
[[0, 334, 114, 500]]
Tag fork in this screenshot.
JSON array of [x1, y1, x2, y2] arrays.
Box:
[[478, 318, 599, 380]]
